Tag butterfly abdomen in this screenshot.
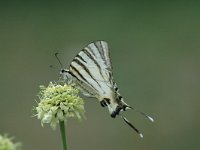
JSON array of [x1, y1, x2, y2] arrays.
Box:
[[110, 100, 131, 118]]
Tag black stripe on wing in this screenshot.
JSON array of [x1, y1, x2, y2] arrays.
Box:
[[91, 42, 106, 63], [73, 58, 103, 90], [67, 70, 82, 83], [76, 54, 87, 63], [82, 48, 101, 70], [69, 64, 99, 92], [82, 48, 105, 79], [66, 70, 95, 97], [92, 41, 112, 70]]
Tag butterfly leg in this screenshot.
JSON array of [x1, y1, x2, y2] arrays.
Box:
[[100, 100, 107, 107], [100, 98, 111, 107]]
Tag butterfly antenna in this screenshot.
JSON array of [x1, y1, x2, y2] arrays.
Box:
[[128, 106, 154, 122], [120, 114, 143, 138], [55, 52, 63, 69]]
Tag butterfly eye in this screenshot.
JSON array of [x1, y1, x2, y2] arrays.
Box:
[[60, 69, 66, 74]]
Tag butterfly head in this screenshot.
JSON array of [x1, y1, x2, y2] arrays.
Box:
[[60, 69, 66, 74], [59, 69, 69, 80]]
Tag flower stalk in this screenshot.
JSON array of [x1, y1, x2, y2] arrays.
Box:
[[59, 121, 67, 150]]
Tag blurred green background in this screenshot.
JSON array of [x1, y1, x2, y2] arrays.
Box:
[[0, 1, 200, 150]]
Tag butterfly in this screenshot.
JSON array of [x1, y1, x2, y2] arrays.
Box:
[[57, 41, 153, 137]]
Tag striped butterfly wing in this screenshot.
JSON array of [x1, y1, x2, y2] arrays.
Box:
[[67, 41, 114, 98]]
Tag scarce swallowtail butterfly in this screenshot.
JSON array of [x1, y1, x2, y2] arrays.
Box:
[[58, 41, 154, 138]]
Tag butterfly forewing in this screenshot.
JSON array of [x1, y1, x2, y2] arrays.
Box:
[[68, 41, 114, 99]]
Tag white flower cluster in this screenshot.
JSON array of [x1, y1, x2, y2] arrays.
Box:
[[35, 82, 85, 129]]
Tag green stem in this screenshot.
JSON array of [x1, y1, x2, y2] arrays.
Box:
[[59, 121, 67, 150]]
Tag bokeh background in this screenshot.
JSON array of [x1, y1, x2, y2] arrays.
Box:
[[0, 1, 200, 150]]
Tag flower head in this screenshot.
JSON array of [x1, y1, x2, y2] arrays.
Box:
[[35, 82, 85, 129], [0, 134, 21, 150]]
